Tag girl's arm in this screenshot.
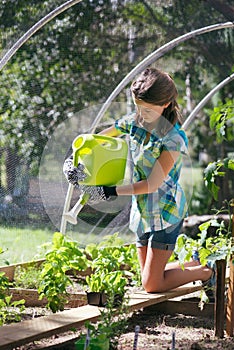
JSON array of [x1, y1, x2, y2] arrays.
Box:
[[98, 125, 122, 137], [116, 150, 180, 196]]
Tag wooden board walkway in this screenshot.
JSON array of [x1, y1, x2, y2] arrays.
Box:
[[0, 283, 202, 350]]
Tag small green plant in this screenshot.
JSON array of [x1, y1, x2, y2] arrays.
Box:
[[85, 233, 141, 288], [77, 289, 129, 350], [174, 214, 234, 269], [38, 232, 89, 313], [14, 265, 42, 289], [0, 295, 25, 325], [0, 271, 25, 325], [204, 159, 234, 201], [204, 99, 234, 200], [86, 269, 127, 297]]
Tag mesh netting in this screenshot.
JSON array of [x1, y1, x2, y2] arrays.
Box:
[[2, 0, 230, 262]]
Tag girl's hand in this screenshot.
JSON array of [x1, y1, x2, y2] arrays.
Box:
[[63, 155, 87, 186], [80, 185, 117, 203]]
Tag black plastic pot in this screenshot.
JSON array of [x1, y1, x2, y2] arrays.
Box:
[[86, 292, 123, 307], [86, 292, 107, 307]]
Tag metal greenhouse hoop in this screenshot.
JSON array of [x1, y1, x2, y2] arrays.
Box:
[[0, 0, 82, 70]]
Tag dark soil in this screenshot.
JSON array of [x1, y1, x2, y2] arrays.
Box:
[[13, 305, 234, 350]]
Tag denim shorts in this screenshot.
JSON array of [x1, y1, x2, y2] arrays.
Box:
[[136, 220, 183, 251]]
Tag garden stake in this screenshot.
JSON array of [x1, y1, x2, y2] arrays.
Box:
[[84, 329, 90, 350], [133, 325, 140, 350], [172, 331, 175, 350]]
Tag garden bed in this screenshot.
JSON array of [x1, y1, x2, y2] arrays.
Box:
[[8, 287, 87, 308], [8, 301, 234, 350]]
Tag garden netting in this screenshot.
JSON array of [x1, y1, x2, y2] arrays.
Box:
[[2, 0, 232, 263]]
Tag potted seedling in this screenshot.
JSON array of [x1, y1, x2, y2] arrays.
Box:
[[84, 234, 135, 307], [85, 269, 107, 307], [86, 269, 127, 307]]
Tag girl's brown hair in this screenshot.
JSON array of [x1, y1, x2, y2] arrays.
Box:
[[131, 68, 183, 130]]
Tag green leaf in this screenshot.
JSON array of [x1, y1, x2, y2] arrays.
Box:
[[198, 221, 211, 232]]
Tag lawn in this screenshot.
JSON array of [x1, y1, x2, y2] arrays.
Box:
[[0, 225, 135, 264], [0, 226, 54, 264]]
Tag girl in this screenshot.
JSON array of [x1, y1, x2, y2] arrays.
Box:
[[64, 67, 213, 293]]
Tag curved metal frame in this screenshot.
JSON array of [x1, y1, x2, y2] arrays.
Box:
[[0, 0, 82, 70], [89, 21, 233, 132], [183, 72, 234, 130]]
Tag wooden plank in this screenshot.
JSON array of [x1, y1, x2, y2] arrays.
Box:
[[226, 257, 234, 337], [0, 305, 101, 350], [226, 201, 234, 337], [0, 284, 202, 350], [215, 260, 226, 338], [128, 284, 202, 311], [0, 259, 45, 281], [143, 300, 214, 318]]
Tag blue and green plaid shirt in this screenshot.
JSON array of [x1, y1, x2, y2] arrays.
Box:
[[115, 114, 189, 236]]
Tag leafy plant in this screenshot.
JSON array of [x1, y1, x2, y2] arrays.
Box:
[[79, 289, 129, 350], [174, 215, 234, 269], [0, 295, 25, 326], [209, 100, 234, 143], [0, 271, 25, 325], [38, 232, 89, 313], [204, 159, 234, 201], [86, 269, 127, 298], [85, 233, 141, 289], [204, 100, 234, 201], [14, 265, 43, 289]]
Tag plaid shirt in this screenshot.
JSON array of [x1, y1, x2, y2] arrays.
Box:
[[115, 114, 189, 236]]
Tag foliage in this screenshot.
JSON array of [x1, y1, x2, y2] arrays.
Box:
[[37, 232, 140, 312], [86, 269, 127, 297], [85, 233, 141, 295], [204, 100, 234, 201], [81, 290, 129, 349], [209, 100, 234, 143], [0, 248, 25, 326], [38, 232, 89, 312], [86, 233, 141, 285], [14, 265, 42, 289], [0, 270, 25, 325], [0, 294, 25, 326], [204, 158, 234, 200], [174, 213, 234, 269]]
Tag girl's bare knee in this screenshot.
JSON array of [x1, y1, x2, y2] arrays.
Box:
[[142, 277, 164, 293]]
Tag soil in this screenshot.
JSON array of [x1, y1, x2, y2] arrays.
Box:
[[13, 305, 234, 350]]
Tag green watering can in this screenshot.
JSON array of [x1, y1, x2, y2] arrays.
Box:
[[72, 134, 128, 186], [63, 134, 128, 225]]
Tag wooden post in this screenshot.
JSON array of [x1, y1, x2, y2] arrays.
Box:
[[226, 200, 234, 337], [215, 259, 227, 338]]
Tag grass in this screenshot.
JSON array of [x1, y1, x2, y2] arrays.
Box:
[[0, 225, 135, 264], [0, 226, 53, 264]]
